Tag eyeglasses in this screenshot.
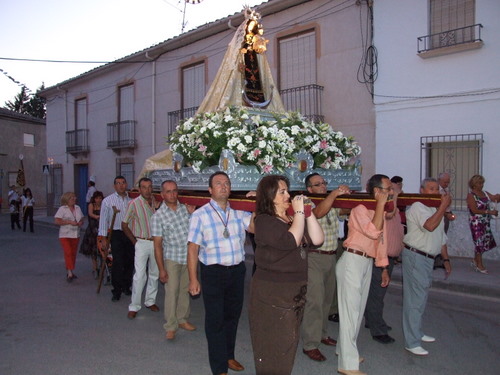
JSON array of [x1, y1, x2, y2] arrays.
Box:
[[311, 181, 328, 187]]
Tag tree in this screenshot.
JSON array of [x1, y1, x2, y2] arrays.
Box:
[[5, 86, 30, 113], [4, 84, 46, 119], [26, 84, 46, 119]]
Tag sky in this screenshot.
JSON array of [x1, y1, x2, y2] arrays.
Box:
[[0, 0, 265, 106]]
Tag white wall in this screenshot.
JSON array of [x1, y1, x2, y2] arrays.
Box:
[[373, 0, 500, 259]]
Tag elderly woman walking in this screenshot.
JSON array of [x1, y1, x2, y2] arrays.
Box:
[[55, 192, 84, 282]]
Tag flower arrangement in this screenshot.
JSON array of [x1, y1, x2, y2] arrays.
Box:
[[168, 106, 361, 173]]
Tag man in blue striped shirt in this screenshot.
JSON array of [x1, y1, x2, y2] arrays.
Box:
[[187, 171, 254, 375], [98, 176, 134, 302], [152, 180, 196, 340]]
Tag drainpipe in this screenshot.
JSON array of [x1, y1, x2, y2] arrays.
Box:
[[57, 86, 69, 164], [146, 51, 156, 155]]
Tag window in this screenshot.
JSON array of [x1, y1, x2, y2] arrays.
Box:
[[51, 164, 63, 208], [75, 98, 87, 130], [119, 84, 134, 122], [278, 30, 323, 122], [430, 0, 475, 48], [117, 159, 134, 188], [421, 133, 482, 210], [8, 172, 18, 187], [279, 30, 316, 90], [66, 98, 89, 153], [182, 62, 205, 110], [23, 133, 35, 147]]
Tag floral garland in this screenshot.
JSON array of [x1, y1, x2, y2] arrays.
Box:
[[168, 106, 361, 173]]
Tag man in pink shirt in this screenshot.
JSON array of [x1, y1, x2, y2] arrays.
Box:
[[336, 174, 391, 375], [363, 179, 405, 344]]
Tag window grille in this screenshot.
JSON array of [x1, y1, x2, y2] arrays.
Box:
[[420, 133, 483, 210]]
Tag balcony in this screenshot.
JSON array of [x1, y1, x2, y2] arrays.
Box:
[[279, 84, 324, 123], [66, 129, 89, 154], [107, 120, 137, 149], [167, 106, 198, 138], [418, 24, 483, 58]]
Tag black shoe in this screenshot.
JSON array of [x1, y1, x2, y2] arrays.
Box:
[[365, 323, 392, 331], [123, 288, 132, 296], [328, 313, 339, 322], [111, 294, 121, 302], [372, 334, 395, 344]]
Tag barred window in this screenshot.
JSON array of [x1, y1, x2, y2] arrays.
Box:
[[421, 133, 482, 210]]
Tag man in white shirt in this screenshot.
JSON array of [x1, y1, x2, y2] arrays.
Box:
[[402, 178, 452, 356]]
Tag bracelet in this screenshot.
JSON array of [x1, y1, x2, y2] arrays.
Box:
[[295, 211, 305, 215], [443, 259, 450, 262]]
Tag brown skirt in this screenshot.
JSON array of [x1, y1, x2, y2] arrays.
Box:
[[249, 278, 307, 375]]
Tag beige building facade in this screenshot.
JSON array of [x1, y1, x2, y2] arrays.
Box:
[[41, 0, 375, 202], [0, 108, 47, 211]]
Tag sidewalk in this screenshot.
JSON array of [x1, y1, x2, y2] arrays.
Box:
[[33, 213, 500, 300], [391, 256, 500, 300]]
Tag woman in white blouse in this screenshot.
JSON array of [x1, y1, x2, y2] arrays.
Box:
[[54, 192, 84, 282], [21, 187, 35, 232]]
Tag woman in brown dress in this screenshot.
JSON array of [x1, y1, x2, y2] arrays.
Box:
[[79, 191, 104, 278], [249, 175, 324, 375]]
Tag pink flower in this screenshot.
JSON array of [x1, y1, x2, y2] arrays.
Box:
[[198, 145, 207, 153], [262, 164, 273, 173], [320, 140, 328, 149], [253, 149, 261, 157]]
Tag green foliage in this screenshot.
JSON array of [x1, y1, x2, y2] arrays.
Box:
[[4, 84, 46, 119]]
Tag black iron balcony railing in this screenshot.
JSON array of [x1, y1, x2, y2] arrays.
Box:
[[107, 120, 137, 149], [167, 106, 198, 137], [65, 129, 89, 153], [418, 24, 483, 54], [279, 84, 324, 123]]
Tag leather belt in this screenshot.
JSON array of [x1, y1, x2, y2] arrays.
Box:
[[309, 249, 336, 255], [344, 247, 374, 259], [136, 237, 153, 241], [404, 245, 435, 259]]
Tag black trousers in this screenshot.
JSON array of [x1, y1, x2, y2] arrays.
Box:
[[110, 230, 135, 297], [364, 257, 396, 336], [23, 206, 34, 232], [11, 213, 21, 229], [200, 262, 246, 375]]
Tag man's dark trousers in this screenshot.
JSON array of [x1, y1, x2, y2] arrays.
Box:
[[200, 262, 246, 375]]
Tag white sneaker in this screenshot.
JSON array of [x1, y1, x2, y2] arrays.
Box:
[[405, 346, 429, 356], [421, 335, 436, 343]]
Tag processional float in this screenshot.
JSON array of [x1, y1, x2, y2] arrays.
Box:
[[135, 6, 439, 211]]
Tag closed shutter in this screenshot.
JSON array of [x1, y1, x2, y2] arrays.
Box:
[[119, 84, 134, 122], [430, 0, 475, 47], [182, 63, 205, 109], [279, 30, 316, 90]]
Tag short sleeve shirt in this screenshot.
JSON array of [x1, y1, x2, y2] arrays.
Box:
[[187, 199, 251, 266]]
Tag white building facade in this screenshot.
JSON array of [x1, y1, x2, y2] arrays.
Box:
[[373, 0, 500, 259]]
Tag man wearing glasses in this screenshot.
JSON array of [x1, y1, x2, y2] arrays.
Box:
[[336, 174, 390, 375], [301, 173, 350, 362]]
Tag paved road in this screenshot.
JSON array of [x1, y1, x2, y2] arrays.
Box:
[[1, 214, 499, 375]]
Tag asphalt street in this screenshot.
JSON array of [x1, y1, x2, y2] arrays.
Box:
[[1, 213, 499, 375]]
